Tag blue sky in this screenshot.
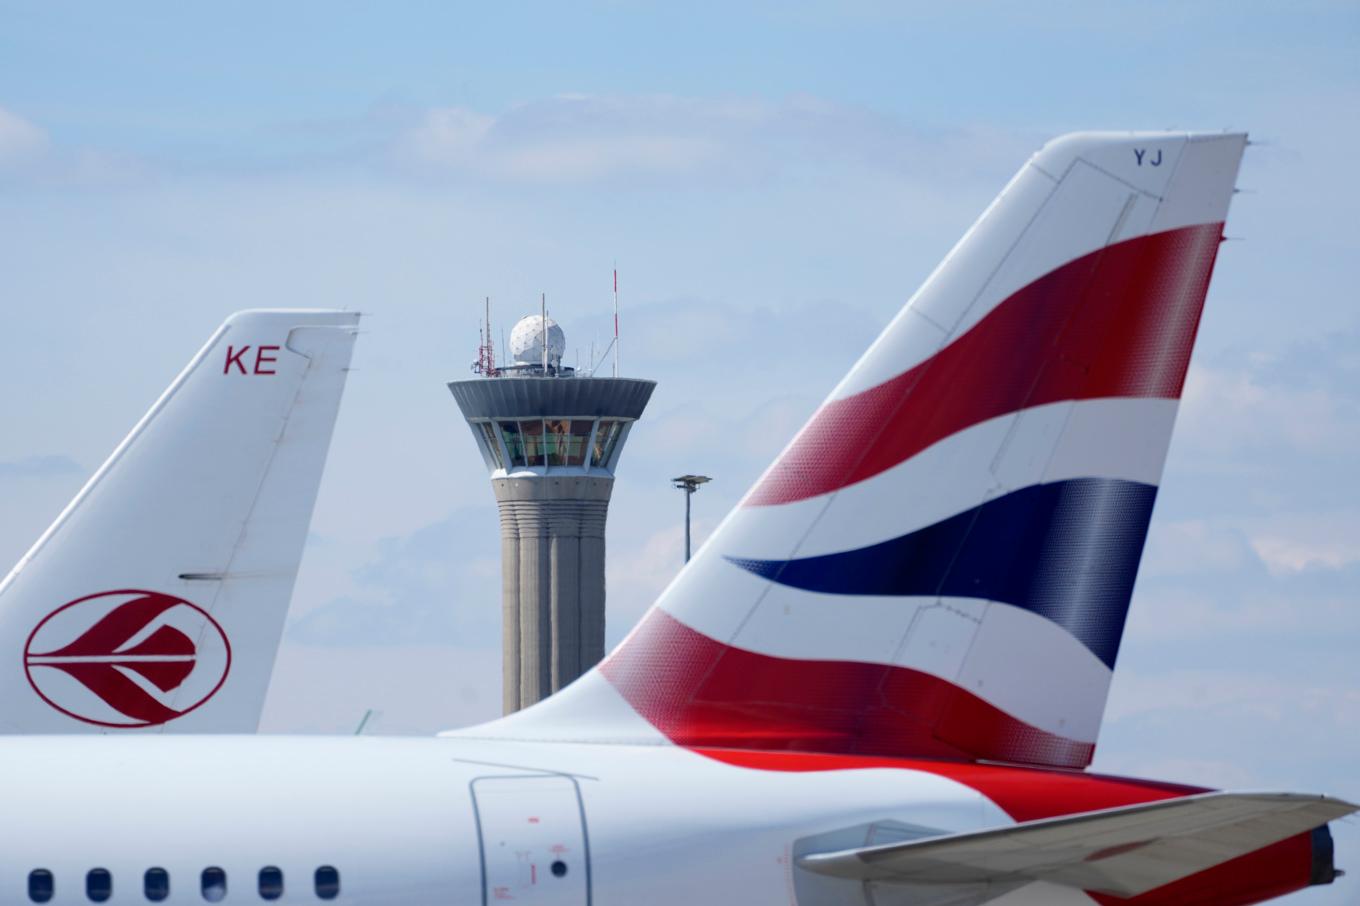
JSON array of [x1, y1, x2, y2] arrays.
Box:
[[2, 3, 1357, 899]]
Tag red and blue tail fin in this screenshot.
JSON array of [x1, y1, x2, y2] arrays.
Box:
[[479, 132, 1246, 770]]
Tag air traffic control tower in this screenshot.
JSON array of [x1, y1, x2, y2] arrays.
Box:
[[449, 313, 655, 713]]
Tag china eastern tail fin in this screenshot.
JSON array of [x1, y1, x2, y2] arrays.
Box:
[[0, 310, 358, 733], [479, 131, 1247, 769]]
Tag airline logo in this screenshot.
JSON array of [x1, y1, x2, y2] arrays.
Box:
[[24, 590, 231, 728], [599, 222, 1227, 770]]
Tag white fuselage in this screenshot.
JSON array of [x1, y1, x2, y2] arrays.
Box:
[[3, 735, 1024, 905]]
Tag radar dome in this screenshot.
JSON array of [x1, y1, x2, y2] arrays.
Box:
[[509, 315, 566, 367]]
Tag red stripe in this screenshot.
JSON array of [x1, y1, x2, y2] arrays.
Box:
[[601, 609, 1095, 769], [691, 748, 1199, 821], [1089, 833, 1313, 906], [748, 223, 1224, 506]]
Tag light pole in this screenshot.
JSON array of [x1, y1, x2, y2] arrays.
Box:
[[671, 475, 711, 563]]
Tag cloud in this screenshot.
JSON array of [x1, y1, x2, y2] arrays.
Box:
[[1179, 363, 1359, 459], [401, 107, 495, 166], [398, 95, 751, 182], [395, 94, 1030, 187], [1177, 327, 1360, 471], [1142, 510, 1360, 580], [602, 514, 724, 640], [0, 106, 150, 188], [0, 108, 47, 167], [262, 643, 502, 735], [1242, 511, 1360, 575], [1105, 668, 1360, 728], [0, 454, 82, 480], [287, 506, 502, 647], [1140, 519, 1259, 577]]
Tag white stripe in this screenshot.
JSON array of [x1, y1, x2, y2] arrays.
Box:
[[834, 132, 1242, 399], [27, 655, 194, 664], [955, 602, 1111, 742], [721, 397, 1177, 561], [678, 580, 1110, 743]]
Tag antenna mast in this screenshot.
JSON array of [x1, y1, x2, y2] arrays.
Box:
[[613, 266, 620, 377], [541, 292, 548, 373], [474, 296, 498, 377], [485, 297, 496, 376]]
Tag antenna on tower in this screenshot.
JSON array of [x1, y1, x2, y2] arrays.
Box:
[[473, 297, 498, 377], [540, 292, 548, 373], [613, 265, 620, 377]]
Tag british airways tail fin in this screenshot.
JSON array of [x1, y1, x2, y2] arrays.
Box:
[[1, 310, 358, 733], [476, 132, 1246, 769]]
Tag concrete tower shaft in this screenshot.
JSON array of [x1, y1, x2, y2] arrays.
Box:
[[448, 376, 655, 713]]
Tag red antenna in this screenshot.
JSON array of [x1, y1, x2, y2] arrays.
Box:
[[474, 296, 498, 377]]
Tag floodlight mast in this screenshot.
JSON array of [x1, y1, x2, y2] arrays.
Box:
[[671, 475, 711, 563]]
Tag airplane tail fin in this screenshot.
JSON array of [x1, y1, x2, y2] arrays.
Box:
[[486, 132, 1247, 769], [2, 310, 358, 732]]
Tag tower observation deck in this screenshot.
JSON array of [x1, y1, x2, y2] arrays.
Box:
[[449, 313, 655, 713]]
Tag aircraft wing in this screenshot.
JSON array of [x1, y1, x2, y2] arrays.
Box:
[[797, 791, 1357, 897]]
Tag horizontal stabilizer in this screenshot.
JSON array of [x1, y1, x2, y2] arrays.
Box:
[[798, 791, 1356, 897]]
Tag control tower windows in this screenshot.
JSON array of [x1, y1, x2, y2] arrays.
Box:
[[478, 423, 505, 470], [500, 422, 527, 467], [493, 417, 633, 471], [592, 420, 624, 468], [547, 420, 593, 466], [519, 419, 547, 466]]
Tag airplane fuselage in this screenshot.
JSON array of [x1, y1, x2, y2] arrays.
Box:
[[0, 735, 1304, 905]]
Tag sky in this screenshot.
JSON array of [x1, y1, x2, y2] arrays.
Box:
[[1, 2, 1358, 899]]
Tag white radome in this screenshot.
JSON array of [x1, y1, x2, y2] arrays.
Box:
[[509, 315, 566, 367]]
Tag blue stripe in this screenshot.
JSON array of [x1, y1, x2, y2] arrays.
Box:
[[727, 478, 1158, 669]]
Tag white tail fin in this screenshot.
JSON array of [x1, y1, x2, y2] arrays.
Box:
[[1, 310, 358, 732], [477, 132, 1247, 769]]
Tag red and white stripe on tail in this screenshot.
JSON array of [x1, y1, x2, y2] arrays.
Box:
[[479, 132, 1247, 770]]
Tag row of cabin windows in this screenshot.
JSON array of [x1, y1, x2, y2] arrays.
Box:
[[478, 418, 625, 470], [27, 865, 340, 902]]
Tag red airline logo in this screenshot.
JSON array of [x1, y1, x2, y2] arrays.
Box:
[[24, 591, 232, 728]]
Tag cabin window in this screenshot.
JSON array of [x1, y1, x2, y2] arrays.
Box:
[[201, 867, 227, 902], [315, 865, 341, 900], [258, 865, 284, 900], [85, 868, 112, 902], [144, 867, 170, 901], [27, 869, 53, 903]]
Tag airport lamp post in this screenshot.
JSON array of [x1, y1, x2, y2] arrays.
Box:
[[672, 475, 711, 563]]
